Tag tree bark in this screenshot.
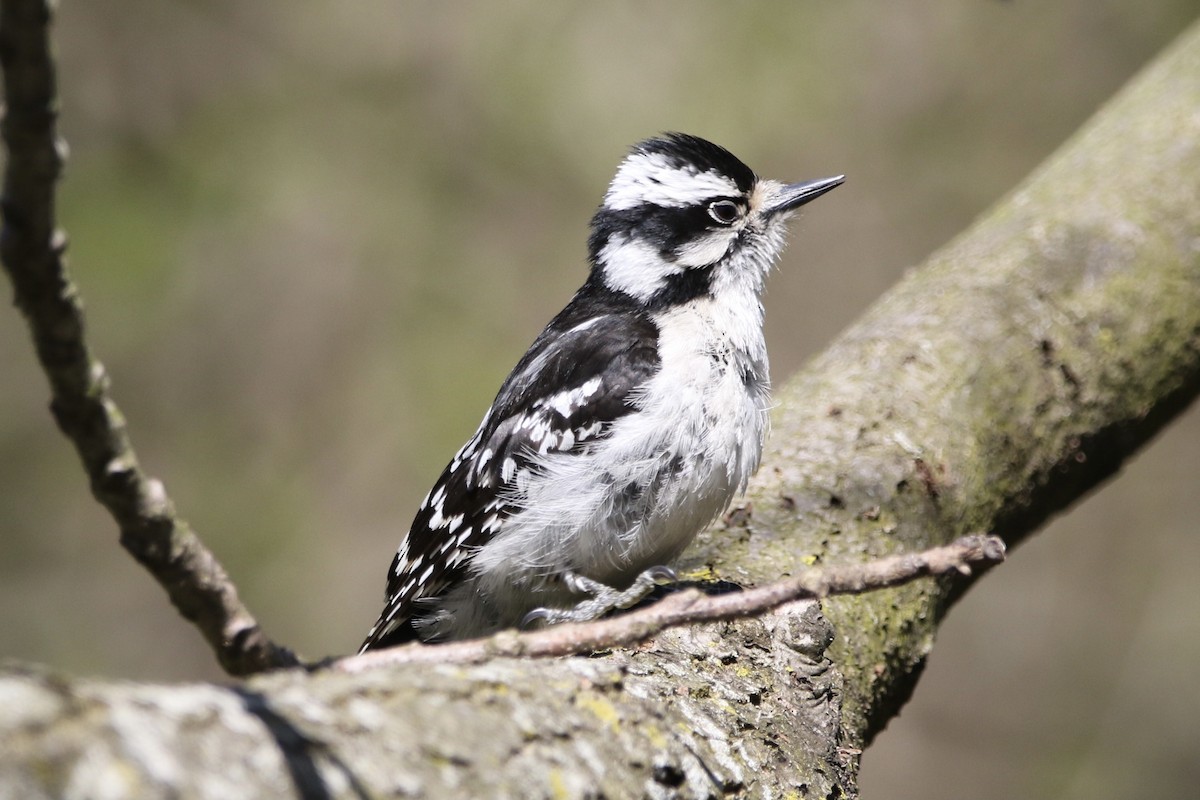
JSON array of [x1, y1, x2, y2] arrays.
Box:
[[2, 14, 1199, 800]]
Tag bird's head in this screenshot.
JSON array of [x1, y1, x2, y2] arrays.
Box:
[[587, 132, 842, 306]]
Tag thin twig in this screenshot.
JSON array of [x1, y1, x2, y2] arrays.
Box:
[[335, 533, 1005, 672], [0, 0, 296, 676]]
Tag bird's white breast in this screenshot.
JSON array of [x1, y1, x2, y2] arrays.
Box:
[[471, 284, 771, 602]]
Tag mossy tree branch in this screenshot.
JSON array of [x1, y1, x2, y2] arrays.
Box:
[[738, 17, 1200, 743]]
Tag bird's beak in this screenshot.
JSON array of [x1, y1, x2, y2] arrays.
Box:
[[765, 175, 845, 215]]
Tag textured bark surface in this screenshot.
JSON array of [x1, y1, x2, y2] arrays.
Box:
[[683, 15, 1200, 747], [2, 608, 844, 798], [1, 14, 1198, 800]]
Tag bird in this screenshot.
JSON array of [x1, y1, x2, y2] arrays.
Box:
[[360, 132, 842, 650]]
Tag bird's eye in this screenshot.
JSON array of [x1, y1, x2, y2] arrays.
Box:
[[707, 200, 741, 226]]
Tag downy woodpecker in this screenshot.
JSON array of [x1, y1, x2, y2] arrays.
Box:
[[361, 133, 841, 649]]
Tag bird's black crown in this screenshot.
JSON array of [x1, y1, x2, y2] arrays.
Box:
[[634, 132, 757, 195]]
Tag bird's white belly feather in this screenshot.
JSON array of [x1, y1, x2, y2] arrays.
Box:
[[462, 294, 771, 633]]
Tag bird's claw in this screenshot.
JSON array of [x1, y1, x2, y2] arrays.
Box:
[[644, 565, 677, 585], [520, 564, 679, 630], [520, 607, 558, 629]]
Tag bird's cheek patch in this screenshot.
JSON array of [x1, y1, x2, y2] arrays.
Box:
[[674, 230, 736, 268]]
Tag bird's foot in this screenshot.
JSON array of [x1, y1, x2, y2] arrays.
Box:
[[521, 566, 677, 629]]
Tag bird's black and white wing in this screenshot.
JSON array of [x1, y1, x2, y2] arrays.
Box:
[[359, 301, 659, 650]]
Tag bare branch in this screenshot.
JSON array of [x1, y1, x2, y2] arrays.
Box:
[[336, 534, 1005, 671], [0, 0, 296, 676]]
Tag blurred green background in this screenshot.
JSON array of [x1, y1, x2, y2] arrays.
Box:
[[2, 2, 1197, 797]]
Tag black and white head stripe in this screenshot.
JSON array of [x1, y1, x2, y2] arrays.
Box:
[[602, 133, 757, 211], [587, 133, 763, 304]]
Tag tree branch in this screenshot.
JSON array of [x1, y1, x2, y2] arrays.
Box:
[[725, 18, 1200, 745], [0, 0, 297, 676], [338, 534, 1005, 670]]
